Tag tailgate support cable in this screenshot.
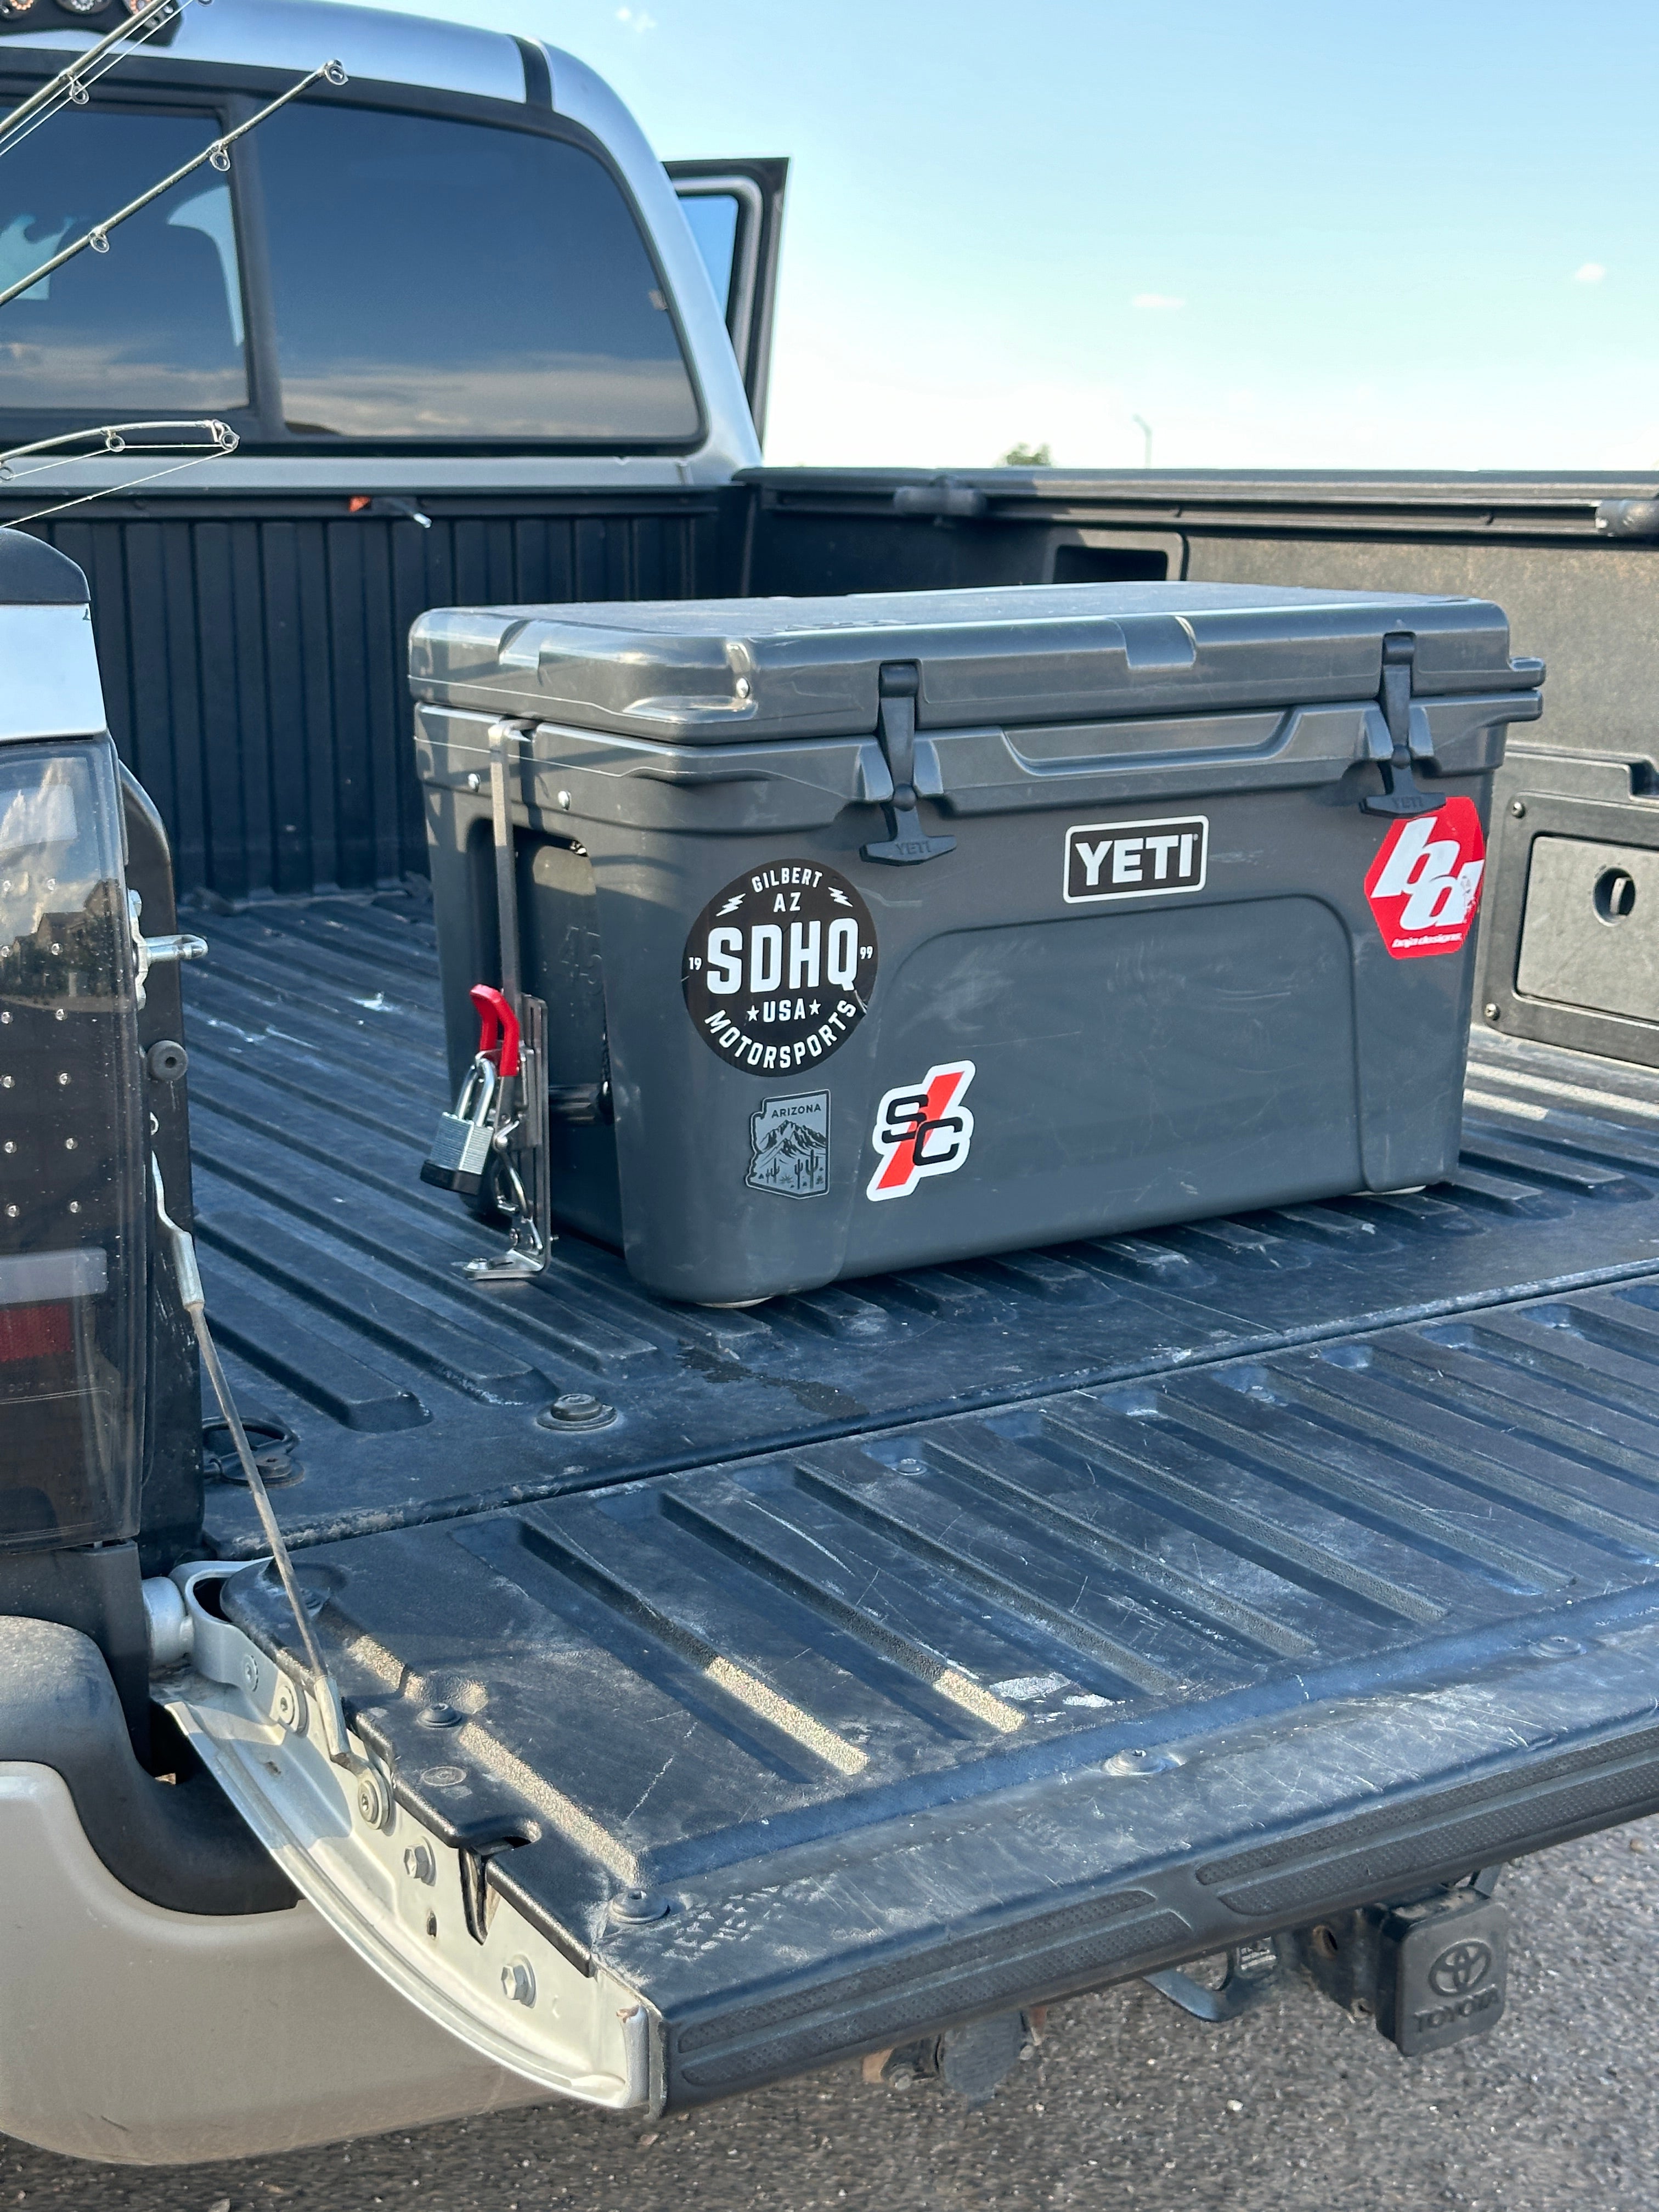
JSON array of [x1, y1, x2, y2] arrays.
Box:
[[150, 1153, 352, 1768]]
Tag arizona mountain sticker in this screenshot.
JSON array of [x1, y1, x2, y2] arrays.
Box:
[[748, 1092, 830, 1198], [682, 861, 878, 1073]]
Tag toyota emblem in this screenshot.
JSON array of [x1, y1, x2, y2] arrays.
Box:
[[1427, 1939, 1493, 1997]]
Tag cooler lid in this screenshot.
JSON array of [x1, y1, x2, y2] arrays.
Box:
[[409, 579, 1539, 745]]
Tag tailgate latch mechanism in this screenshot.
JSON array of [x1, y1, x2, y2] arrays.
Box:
[[1362, 632, 1446, 818], [861, 663, 956, 866], [126, 889, 207, 1011]]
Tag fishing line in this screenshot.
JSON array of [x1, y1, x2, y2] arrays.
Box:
[[5, 449, 238, 526], [0, 418, 240, 524], [0, 0, 207, 163]]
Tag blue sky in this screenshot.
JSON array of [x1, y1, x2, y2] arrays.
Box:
[[386, 0, 1656, 470]]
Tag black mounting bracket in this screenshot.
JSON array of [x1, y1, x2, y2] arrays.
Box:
[[1143, 1936, 1283, 2023]]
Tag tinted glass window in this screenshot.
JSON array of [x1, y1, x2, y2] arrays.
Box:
[[0, 110, 246, 415], [258, 104, 700, 443], [679, 193, 741, 322]]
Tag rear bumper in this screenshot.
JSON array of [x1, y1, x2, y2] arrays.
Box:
[[0, 1763, 542, 2165], [9, 1618, 1655, 2161]]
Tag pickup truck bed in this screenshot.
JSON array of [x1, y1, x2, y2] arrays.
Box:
[[188, 892, 1659, 1554], [183, 895, 1659, 2097]]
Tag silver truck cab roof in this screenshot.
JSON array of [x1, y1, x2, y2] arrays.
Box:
[[1, 0, 760, 491]]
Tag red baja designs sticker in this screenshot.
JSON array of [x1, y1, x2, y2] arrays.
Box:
[[1364, 798, 1487, 960], [867, 1061, 975, 1201]]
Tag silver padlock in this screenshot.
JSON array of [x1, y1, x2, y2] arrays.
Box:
[[421, 985, 518, 1199], [420, 1053, 499, 1197]]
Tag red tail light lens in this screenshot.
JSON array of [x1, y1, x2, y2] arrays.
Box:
[[0, 1300, 71, 1364]]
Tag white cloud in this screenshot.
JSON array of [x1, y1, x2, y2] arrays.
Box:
[[615, 5, 657, 30], [1131, 292, 1186, 311], [1573, 262, 1606, 284]]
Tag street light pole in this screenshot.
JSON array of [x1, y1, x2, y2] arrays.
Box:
[[1132, 414, 1153, 468]]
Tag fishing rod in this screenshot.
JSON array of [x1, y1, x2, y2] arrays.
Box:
[[0, 54, 347, 314], [0, 418, 239, 479], [0, 0, 205, 160], [0, 419, 241, 523]]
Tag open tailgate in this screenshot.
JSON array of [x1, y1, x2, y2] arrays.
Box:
[[161, 1282, 1659, 2107]]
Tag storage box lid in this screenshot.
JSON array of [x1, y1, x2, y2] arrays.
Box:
[[409, 580, 1539, 745]]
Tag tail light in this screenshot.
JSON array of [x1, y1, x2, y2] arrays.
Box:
[[0, 1296, 75, 1365], [0, 735, 145, 1550]]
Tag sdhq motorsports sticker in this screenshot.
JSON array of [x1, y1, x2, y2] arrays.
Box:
[[683, 861, 878, 1073], [1364, 798, 1486, 960], [867, 1060, 975, 1201]]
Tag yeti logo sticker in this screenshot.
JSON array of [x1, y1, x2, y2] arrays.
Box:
[[683, 861, 878, 1072], [867, 1061, 975, 1201], [1063, 815, 1207, 903], [1364, 798, 1486, 960], [749, 1092, 830, 1198]]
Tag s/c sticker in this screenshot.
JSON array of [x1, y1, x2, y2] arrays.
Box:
[[1063, 815, 1207, 903], [683, 861, 878, 1071], [867, 1061, 975, 1201], [1363, 798, 1486, 960]]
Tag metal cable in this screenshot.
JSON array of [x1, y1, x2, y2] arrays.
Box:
[[151, 1152, 351, 1765]]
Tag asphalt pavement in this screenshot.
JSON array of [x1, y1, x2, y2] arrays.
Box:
[[5, 1814, 1655, 2212]]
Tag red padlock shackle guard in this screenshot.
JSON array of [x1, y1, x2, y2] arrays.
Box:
[[469, 984, 521, 1079]]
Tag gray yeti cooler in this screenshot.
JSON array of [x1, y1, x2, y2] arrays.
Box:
[[410, 582, 1543, 1305]]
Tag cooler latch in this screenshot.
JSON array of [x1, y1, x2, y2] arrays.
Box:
[[861, 663, 956, 865], [1362, 633, 1446, 817]]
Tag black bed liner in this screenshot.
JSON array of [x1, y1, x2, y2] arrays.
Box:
[[188, 891, 1659, 1558], [193, 890, 1659, 2090], [223, 1277, 1659, 2096]]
